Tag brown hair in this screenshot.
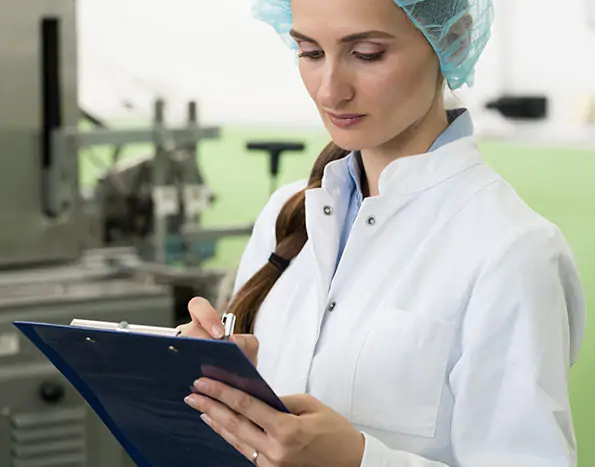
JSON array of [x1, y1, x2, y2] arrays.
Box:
[[227, 141, 349, 333]]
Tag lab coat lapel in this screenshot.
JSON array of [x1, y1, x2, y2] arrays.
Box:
[[305, 186, 348, 304], [266, 185, 347, 396], [302, 155, 351, 305]]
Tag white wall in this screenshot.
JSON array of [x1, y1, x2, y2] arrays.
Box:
[[78, 0, 321, 128], [78, 0, 595, 128], [467, 0, 595, 125]]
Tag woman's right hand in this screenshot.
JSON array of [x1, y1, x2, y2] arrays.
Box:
[[177, 297, 259, 366]]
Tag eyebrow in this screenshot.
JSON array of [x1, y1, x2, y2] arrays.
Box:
[[289, 29, 395, 44]]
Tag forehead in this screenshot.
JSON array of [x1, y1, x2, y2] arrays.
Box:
[[291, 0, 412, 35]]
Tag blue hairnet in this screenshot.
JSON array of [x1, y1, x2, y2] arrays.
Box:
[[251, 0, 494, 90]]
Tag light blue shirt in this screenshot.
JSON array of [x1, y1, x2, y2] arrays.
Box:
[[334, 108, 474, 274]]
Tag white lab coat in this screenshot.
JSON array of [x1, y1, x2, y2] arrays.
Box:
[[233, 135, 586, 466]]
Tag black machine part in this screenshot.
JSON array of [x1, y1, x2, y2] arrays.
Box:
[[246, 142, 306, 193], [95, 156, 213, 246], [486, 96, 548, 120]]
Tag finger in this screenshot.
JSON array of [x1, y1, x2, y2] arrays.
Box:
[[201, 414, 265, 465], [188, 297, 224, 338], [280, 394, 323, 415], [176, 322, 212, 340], [192, 378, 285, 437], [185, 393, 269, 454], [230, 334, 259, 366]]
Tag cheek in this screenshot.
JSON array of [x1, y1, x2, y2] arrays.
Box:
[[298, 64, 319, 101], [358, 54, 437, 114], [359, 73, 399, 108]]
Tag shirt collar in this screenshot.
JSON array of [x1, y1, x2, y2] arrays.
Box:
[[347, 151, 365, 203], [429, 107, 472, 152], [321, 109, 481, 197]]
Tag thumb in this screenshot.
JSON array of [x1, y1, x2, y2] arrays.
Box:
[[281, 394, 324, 415], [231, 334, 259, 366]]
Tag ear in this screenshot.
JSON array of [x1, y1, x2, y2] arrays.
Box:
[[442, 13, 473, 65]]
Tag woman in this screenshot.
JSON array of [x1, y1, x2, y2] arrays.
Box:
[[180, 0, 586, 465]]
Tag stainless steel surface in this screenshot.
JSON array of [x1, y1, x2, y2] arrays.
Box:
[[55, 126, 220, 149], [48, 121, 80, 221], [0, 279, 166, 308], [129, 262, 227, 288], [0, 248, 141, 287], [0, 0, 82, 268]]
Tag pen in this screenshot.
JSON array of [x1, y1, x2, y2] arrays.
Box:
[[221, 313, 236, 341], [174, 313, 236, 339]]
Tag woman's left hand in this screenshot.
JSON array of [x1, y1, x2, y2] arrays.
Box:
[[185, 378, 365, 466]]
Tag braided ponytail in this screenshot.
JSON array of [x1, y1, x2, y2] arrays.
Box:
[[227, 142, 349, 333]]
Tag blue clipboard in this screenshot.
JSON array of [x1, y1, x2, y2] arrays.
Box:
[[13, 321, 288, 467]]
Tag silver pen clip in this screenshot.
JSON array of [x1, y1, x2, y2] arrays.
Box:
[[221, 313, 236, 341]]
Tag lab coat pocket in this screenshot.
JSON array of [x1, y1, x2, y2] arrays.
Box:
[[350, 307, 454, 438]]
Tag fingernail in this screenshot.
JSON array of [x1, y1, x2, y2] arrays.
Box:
[[194, 378, 208, 392], [200, 414, 211, 425], [184, 395, 196, 408], [212, 324, 224, 338]]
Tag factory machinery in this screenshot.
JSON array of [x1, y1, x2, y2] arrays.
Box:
[[0, 1, 304, 466]]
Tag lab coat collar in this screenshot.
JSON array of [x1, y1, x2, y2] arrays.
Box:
[[377, 136, 481, 196], [320, 112, 481, 198]]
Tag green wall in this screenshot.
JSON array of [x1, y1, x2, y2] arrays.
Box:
[[481, 142, 595, 466]]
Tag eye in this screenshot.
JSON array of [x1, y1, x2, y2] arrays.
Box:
[[353, 51, 386, 62], [298, 50, 324, 60]]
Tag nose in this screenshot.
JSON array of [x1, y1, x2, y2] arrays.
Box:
[[316, 61, 354, 109]]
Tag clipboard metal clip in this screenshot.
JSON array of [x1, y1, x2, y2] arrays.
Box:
[[116, 321, 131, 333]]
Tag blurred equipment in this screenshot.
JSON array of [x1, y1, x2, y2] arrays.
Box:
[[0, 2, 172, 466], [246, 142, 306, 194], [85, 100, 243, 267], [486, 95, 548, 120], [0, 10, 81, 268], [0, 0, 304, 465]]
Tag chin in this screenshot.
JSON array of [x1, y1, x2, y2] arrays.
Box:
[[323, 118, 385, 152], [326, 130, 381, 152]]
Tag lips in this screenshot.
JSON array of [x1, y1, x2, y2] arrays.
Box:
[[325, 111, 367, 129]]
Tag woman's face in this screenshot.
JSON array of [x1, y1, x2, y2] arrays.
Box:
[[291, 0, 443, 151]]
